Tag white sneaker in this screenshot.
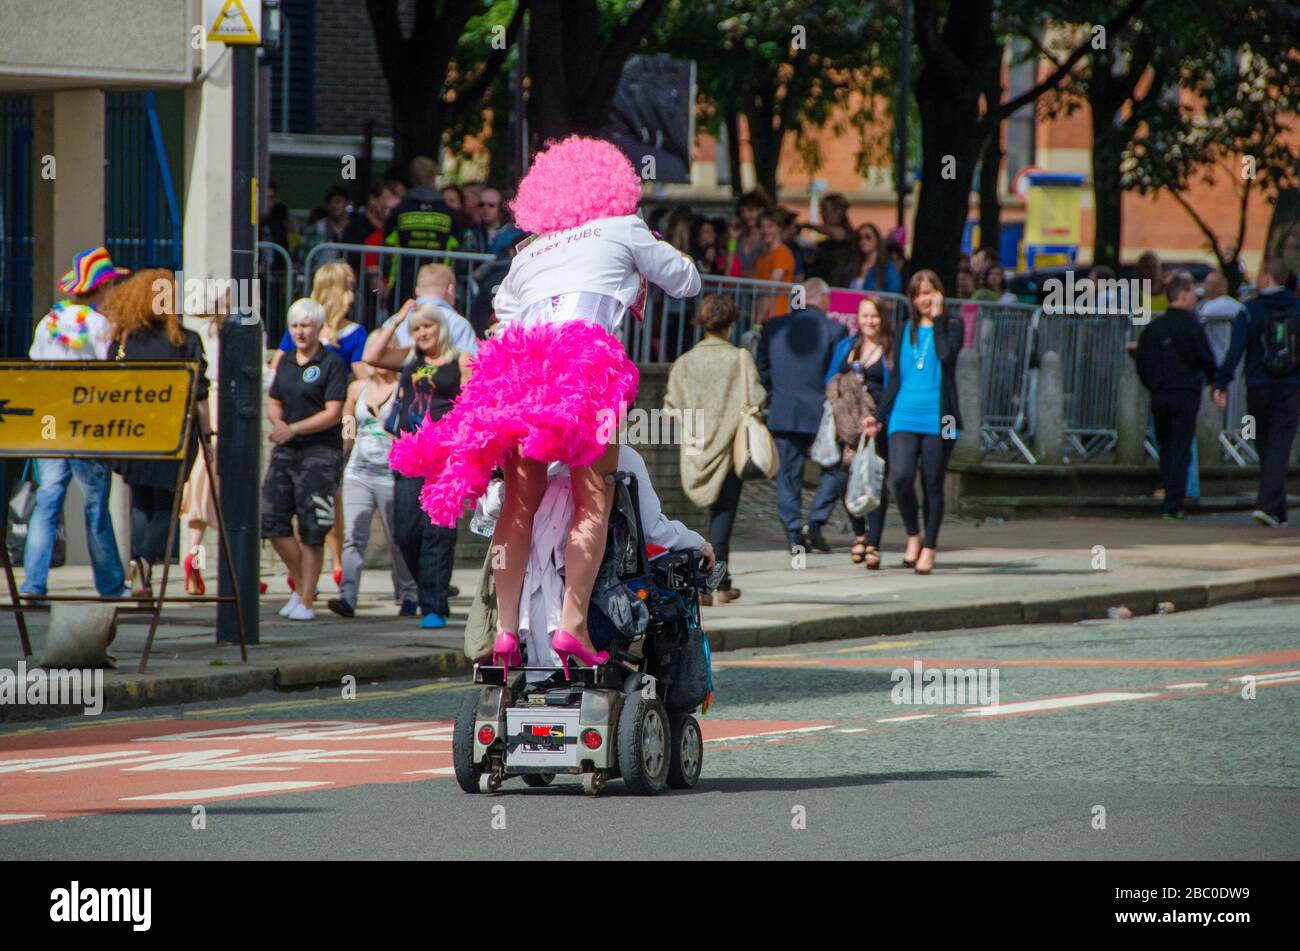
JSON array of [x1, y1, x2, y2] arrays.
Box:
[[1251, 510, 1282, 528], [286, 603, 315, 621], [279, 592, 302, 617]]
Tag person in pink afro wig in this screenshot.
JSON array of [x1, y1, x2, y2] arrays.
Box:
[[384, 135, 702, 669], [509, 135, 643, 234]]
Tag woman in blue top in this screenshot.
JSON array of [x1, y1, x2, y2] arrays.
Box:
[[844, 223, 902, 294], [271, 261, 370, 379], [864, 270, 964, 575]]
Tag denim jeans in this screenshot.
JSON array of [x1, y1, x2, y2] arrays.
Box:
[[772, 432, 841, 540], [20, 458, 126, 597]]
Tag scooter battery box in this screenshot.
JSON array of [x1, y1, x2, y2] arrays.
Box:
[[506, 707, 582, 768]]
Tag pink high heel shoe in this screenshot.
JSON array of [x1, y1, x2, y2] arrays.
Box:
[[492, 631, 523, 675], [551, 629, 609, 681]]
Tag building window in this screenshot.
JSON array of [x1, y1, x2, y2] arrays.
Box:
[[268, 0, 315, 134]]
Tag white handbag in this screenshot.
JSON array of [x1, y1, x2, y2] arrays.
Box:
[[810, 400, 840, 468], [845, 434, 885, 516], [732, 350, 779, 480]]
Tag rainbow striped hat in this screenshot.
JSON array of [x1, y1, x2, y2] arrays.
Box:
[[58, 246, 130, 296]]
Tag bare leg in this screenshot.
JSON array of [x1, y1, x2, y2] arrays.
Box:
[[269, 536, 302, 590], [299, 543, 324, 609], [326, 490, 344, 577], [559, 442, 619, 650], [493, 452, 547, 635]]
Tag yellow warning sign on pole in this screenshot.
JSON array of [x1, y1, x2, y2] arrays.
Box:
[[0, 362, 198, 459], [206, 0, 262, 45]]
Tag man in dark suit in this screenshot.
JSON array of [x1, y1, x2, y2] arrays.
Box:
[[756, 278, 848, 552]]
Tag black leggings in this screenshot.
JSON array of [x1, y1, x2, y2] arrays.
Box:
[[708, 469, 744, 589], [394, 476, 457, 617], [130, 485, 177, 564], [888, 432, 953, 549]]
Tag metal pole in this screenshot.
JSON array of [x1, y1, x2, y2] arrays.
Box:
[[897, 0, 912, 231], [219, 44, 262, 646]]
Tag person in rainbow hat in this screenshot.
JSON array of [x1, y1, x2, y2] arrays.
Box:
[[19, 247, 131, 600]]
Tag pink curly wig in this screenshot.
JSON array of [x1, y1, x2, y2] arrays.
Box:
[[509, 135, 643, 235]]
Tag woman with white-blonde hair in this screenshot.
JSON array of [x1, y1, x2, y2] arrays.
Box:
[[269, 261, 370, 592], [261, 296, 349, 620], [363, 300, 473, 628]]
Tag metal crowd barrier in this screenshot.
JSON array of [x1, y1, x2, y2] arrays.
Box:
[[629, 274, 792, 362], [948, 299, 1039, 463], [1034, 311, 1131, 460], [302, 241, 495, 334], [256, 241, 296, 344]]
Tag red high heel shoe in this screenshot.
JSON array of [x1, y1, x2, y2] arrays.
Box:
[[492, 631, 523, 676], [183, 553, 206, 595], [551, 630, 609, 682]]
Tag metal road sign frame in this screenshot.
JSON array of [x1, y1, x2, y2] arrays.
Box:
[[0, 360, 248, 672]]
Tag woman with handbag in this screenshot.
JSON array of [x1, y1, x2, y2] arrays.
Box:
[[325, 365, 420, 619], [664, 295, 766, 604], [364, 302, 473, 629], [826, 297, 894, 568], [863, 271, 964, 575]]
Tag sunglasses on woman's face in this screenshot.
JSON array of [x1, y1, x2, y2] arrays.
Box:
[[859, 232, 875, 242]]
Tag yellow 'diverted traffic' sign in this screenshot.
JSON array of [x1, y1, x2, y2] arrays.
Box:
[[0, 362, 198, 459]]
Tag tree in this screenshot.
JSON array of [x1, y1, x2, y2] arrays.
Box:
[[908, 0, 1144, 288], [365, 0, 527, 168], [651, 0, 890, 200], [1122, 4, 1300, 293], [1033, 0, 1218, 268], [526, 0, 669, 142]]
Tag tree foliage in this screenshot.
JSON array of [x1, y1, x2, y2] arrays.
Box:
[[1121, 2, 1300, 287], [649, 0, 892, 199]]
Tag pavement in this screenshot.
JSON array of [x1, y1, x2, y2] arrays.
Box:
[[2, 596, 1296, 859], [2, 510, 1298, 721]]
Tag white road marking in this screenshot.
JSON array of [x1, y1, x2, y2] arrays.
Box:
[[1236, 670, 1300, 684], [876, 714, 937, 723], [1166, 682, 1210, 689], [0, 814, 45, 822], [960, 692, 1157, 717], [121, 781, 331, 801], [405, 766, 456, 776], [837, 728, 871, 733], [703, 725, 836, 743]]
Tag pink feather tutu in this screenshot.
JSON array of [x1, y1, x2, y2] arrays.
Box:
[[389, 320, 638, 527]]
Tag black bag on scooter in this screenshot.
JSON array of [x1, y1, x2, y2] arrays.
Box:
[[665, 625, 710, 714]]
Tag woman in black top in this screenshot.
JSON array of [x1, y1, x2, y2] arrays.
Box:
[[107, 270, 212, 597], [364, 301, 473, 629], [832, 297, 894, 569]]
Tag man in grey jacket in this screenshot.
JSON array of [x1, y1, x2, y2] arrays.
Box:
[[756, 278, 848, 552]]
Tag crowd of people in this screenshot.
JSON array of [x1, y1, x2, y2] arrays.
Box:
[[260, 158, 526, 330], [16, 152, 1300, 644]]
